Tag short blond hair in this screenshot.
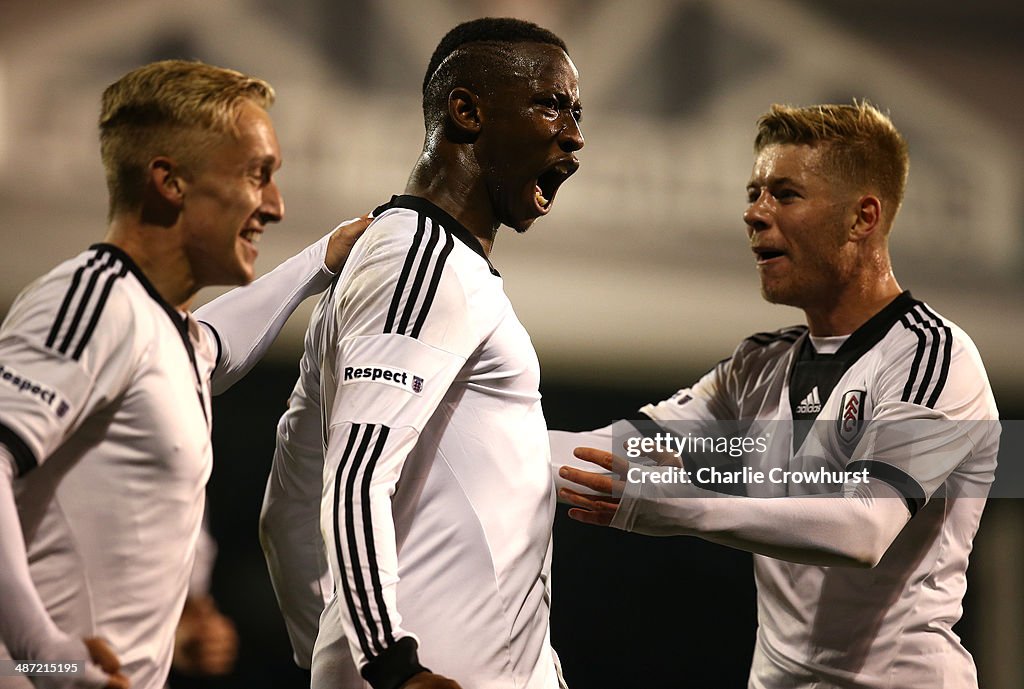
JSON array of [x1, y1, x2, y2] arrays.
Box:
[[99, 60, 275, 218], [754, 101, 909, 223]]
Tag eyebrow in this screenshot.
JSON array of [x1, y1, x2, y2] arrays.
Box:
[[747, 175, 800, 189], [556, 93, 583, 119], [248, 154, 281, 169]]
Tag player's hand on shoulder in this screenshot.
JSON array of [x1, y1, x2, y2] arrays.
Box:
[[325, 214, 373, 272], [399, 671, 463, 689]]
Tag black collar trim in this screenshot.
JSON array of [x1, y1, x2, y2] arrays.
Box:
[[834, 290, 916, 358], [88, 243, 186, 336], [800, 291, 917, 363], [87, 243, 207, 424], [372, 195, 500, 277]]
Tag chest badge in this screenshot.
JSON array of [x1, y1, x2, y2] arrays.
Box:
[[837, 390, 866, 443]]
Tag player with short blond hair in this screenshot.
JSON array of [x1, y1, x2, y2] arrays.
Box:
[[0, 59, 367, 689], [558, 102, 998, 689]]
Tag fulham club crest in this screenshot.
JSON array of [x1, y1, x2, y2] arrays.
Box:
[[837, 390, 865, 443], [412, 376, 424, 394]]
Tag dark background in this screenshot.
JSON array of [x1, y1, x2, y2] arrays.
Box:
[[168, 361, 1022, 689]]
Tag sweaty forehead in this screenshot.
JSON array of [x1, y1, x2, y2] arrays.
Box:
[[750, 143, 825, 184], [506, 43, 578, 91]]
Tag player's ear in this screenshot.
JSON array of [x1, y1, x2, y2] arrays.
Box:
[[140, 157, 184, 227], [148, 157, 186, 205], [446, 87, 481, 143], [849, 194, 882, 242]]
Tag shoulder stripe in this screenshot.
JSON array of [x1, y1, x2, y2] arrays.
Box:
[[410, 229, 454, 339], [45, 249, 108, 349], [72, 263, 129, 361], [395, 219, 441, 336], [899, 305, 952, 409], [899, 314, 926, 403], [45, 250, 127, 361], [57, 252, 118, 355], [331, 423, 396, 661], [384, 215, 454, 339], [384, 215, 426, 335], [918, 303, 952, 408]]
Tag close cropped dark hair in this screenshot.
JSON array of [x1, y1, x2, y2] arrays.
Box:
[[422, 17, 568, 94]]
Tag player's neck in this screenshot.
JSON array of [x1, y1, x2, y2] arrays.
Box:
[[406, 152, 498, 256], [803, 274, 902, 337], [104, 216, 199, 310]]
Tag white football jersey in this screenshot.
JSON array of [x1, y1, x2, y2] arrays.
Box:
[[0, 234, 336, 689], [0, 244, 216, 689], [637, 292, 999, 689], [262, 195, 561, 689]]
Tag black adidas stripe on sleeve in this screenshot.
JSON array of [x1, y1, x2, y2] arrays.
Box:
[[383, 216, 455, 339], [45, 248, 128, 361], [899, 306, 952, 409], [331, 423, 397, 659]]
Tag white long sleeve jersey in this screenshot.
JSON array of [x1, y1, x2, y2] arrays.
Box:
[[0, 235, 335, 689], [627, 292, 1000, 689], [263, 196, 559, 689]]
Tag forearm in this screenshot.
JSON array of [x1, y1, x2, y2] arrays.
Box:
[[196, 232, 334, 394], [323, 422, 428, 688], [614, 476, 910, 567], [0, 450, 69, 657]]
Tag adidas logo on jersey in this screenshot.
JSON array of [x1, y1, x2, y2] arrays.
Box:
[[796, 386, 822, 414]]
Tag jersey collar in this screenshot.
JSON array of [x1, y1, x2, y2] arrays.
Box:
[[833, 290, 917, 359], [372, 195, 501, 277], [88, 243, 208, 423]]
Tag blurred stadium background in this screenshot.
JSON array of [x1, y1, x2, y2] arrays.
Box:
[[1, 1, 1021, 687]]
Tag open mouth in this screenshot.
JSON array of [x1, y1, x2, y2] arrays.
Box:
[[533, 159, 580, 213], [240, 228, 263, 247], [753, 247, 786, 263]]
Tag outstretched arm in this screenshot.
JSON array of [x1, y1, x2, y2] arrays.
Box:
[[197, 216, 370, 394], [560, 447, 910, 568]]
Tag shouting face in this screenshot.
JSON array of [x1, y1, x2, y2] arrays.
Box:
[[476, 43, 584, 233]]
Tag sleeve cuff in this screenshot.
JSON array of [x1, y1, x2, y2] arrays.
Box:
[[846, 459, 926, 516], [361, 637, 429, 689], [0, 423, 38, 477], [610, 464, 646, 532]]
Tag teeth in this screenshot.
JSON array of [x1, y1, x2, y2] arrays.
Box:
[[535, 187, 549, 208], [242, 230, 261, 245]]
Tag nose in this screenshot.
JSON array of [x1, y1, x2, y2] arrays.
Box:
[[743, 189, 771, 236], [559, 114, 584, 153], [259, 179, 284, 225]]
